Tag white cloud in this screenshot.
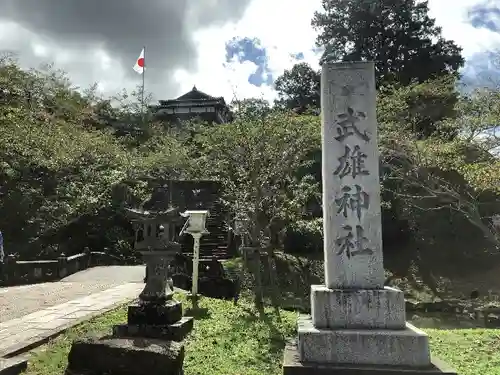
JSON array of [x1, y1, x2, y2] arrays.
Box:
[[176, 0, 500, 104], [2, 0, 500, 104], [428, 0, 500, 57], [173, 0, 323, 104]]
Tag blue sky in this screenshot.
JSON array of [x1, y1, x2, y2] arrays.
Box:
[[223, 1, 500, 90], [225, 37, 273, 87]]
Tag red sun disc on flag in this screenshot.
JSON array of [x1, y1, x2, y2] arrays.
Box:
[[137, 57, 144, 67]]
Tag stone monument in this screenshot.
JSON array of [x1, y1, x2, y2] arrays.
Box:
[[282, 61, 457, 374], [65, 208, 193, 375]]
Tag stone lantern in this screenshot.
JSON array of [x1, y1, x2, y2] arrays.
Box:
[[125, 207, 183, 304], [180, 210, 209, 297], [65, 204, 193, 375]]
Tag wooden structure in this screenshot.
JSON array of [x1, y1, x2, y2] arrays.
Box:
[[150, 86, 232, 125]]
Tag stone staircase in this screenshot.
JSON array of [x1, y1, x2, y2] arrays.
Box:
[[180, 200, 231, 260], [164, 180, 231, 260]]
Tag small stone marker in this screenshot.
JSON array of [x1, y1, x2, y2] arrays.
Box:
[[282, 61, 458, 375]]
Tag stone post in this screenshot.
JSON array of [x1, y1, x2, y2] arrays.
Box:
[[191, 232, 202, 297], [58, 253, 68, 279], [0, 254, 17, 284], [83, 246, 91, 268], [282, 61, 457, 374]]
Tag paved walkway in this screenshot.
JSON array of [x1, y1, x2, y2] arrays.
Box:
[[0, 266, 146, 357], [0, 266, 145, 322]]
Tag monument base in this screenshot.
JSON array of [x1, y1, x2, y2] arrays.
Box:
[[283, 341, 457, 375], [66, 337, 184, 375], [311, 285, 406, 329], [298, 316, 430, 367], [113, 316, 194, 342]]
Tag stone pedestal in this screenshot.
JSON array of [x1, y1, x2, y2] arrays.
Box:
[[298, 315, 430, 366], [67, 337, 184, 375], [282, 61, 457, 374], [297, 285, 431, 368], [311, 286, 405, 329], [283, 341, 457, 375], [66, 245, 193, 375]]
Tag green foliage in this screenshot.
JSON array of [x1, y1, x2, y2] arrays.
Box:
[[230, 98, 271, 120], [377, 89, 500, 276], [283, 218, 323, 255], [428, 328, 500, 375], [25, 294, 298, 375], [312, 0, 464, 86], [194, 111, 321, 246], [377, 75, 459, 139], [274, 63, 320, 112], [1, 41, 499, 291], [450, 87, 500, 150], [0, 57, 190, 259]]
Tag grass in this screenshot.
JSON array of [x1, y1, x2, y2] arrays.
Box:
[[24, 293, 297, 375], [25, 307, 128, 375], [427, 328, 500, 375], [23, 292, 500, 375], [23, 254, 500, 375]]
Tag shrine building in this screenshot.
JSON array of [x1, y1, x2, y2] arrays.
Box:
[[150, 86, 232, 125]]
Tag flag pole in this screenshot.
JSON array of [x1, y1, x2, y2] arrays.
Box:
[[141, 45, 146, 126]]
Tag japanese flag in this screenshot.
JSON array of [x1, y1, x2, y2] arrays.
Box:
[[133, 48, 145, 74]]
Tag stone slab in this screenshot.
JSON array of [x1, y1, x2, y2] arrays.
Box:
[[0, 356, 28, 375], [321, 61, 385, 289], [113, 316, 194, 342], [311, 285, 405, 329], [0, 283, 143, 357], [66, 336, 184, 375], [283, 341, 457, 375], [127, 301, 182, 326], [0, 330, 47, 357], [297, 316, 430, 367]]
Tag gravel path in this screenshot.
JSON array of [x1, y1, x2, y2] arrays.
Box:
[[0, 265, 145, 322]]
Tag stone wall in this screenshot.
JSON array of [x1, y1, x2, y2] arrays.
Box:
[[0, 250, 121, 286]]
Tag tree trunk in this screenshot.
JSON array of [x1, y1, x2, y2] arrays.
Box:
[[235, 245, 247, 306], [252, 248, 264, 313], [266, 248, 281, 317]]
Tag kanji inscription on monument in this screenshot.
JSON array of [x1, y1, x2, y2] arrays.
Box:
[[321, 61, 384, 289], [335, 184, 370, 220]]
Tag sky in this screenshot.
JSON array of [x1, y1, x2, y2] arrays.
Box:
[[0, 0, 500, 105]]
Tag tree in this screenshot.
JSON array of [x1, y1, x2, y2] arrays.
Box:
[[194, 110, 321, 312], [376, 84, 500, 290], [449, 87, 500, 151], [312, 0, 464, 86], [377, 75, 459, 139], [274, 63, 320, 113], [0, 55, 191, 259], [230, 98, 271, 120]]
